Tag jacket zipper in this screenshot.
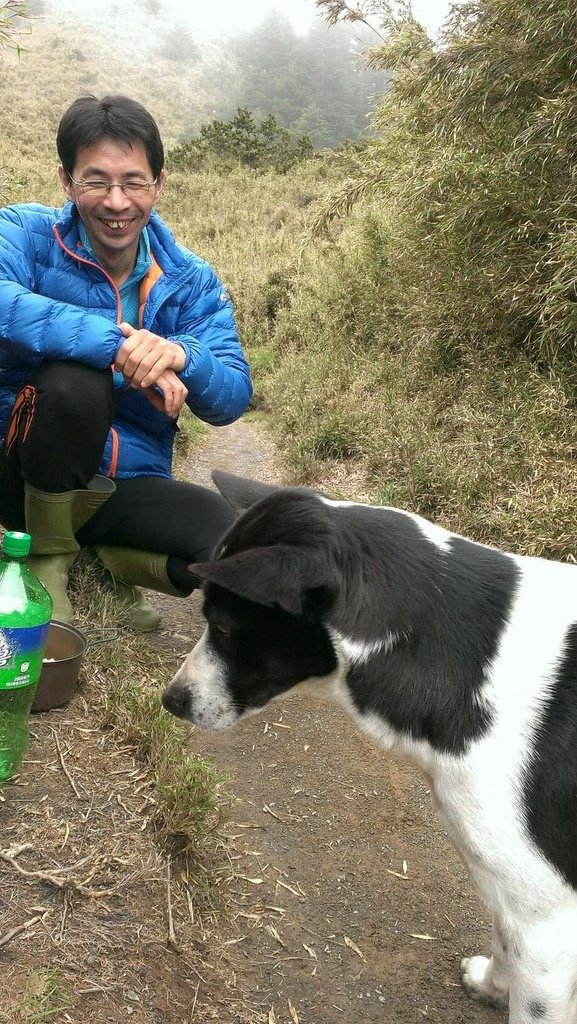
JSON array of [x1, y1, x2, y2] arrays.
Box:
[[52, 224, 123, 324]]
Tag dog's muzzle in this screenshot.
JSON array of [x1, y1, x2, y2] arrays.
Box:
[[161, 632, 240, 730]]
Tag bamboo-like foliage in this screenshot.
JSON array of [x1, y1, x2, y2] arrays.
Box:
[[0, 0, 31, 52], [314, 0, 577, 374]]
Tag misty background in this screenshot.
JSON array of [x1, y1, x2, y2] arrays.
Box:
[[4, 0, 455, 152], [50, 0, 454, 39]]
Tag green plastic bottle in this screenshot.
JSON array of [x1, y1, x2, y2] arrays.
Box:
[[0, 531, 53, 781]]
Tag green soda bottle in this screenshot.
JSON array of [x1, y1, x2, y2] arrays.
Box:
[[0, 531, 53, 781]]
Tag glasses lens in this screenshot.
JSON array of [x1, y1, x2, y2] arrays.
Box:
[[123, 182, 151, 195], [81, 181, 109, 195], [75, 180, 154, 195]]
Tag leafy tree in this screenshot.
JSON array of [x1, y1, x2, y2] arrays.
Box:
[[227, 13, 307, 126], [293, 102, 332, 148], [300, 19, 388, 143], [168, 108, 313, 174], [220, 11, 389, 147], [159, 22, 199, 64]]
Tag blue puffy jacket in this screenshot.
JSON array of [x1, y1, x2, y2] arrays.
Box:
[[0, 202, 252, 478]]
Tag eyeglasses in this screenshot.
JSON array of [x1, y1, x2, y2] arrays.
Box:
[[68, 176, 158, 196]]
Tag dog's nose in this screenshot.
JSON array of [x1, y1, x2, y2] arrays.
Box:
[[161, 683, 191, 720]]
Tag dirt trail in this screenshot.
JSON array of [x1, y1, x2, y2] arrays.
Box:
[[154, 419, 497, 1024]]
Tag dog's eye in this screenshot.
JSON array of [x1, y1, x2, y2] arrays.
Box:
[[214, 623, 231, 637]]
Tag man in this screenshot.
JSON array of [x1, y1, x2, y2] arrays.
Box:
[[0, 94, 252, 630]]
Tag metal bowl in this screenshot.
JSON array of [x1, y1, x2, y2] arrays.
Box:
[[32, 620, 87, 712]]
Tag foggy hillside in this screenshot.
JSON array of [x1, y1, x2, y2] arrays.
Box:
[[0, 0, 389, 164]]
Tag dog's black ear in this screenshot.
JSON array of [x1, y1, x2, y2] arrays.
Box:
[[189, 545, 332, 617], [211, 470, 281, 512]]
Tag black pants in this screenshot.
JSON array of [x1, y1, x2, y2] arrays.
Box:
[[0, 361, 236, 592]]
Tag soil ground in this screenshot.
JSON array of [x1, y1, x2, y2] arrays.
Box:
[[0, 417, 499, 1024]]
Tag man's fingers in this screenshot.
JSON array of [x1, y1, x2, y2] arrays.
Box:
[[122, 346, 168, 384], [137, 370, 188, 418], [158, 371, 188, 418], [141, 387, 167, 414], [115, 328, 187, 415], [115, 332, 185, 384], [161, 373, 188, 418]]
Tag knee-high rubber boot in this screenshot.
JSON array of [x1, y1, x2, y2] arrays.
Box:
[[94, 546, 182, 634], [24, 476, 116, 623]]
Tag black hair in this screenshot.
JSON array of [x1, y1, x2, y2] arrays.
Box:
[[56, 94, 164, 179]]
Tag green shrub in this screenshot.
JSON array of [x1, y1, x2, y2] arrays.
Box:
[[168, 108, 314, 174], [313, 0, 577, 377]]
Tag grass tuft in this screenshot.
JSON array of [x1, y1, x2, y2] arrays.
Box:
[[68, 554, 236, 902], [103, 680, 234, 890], [15, 968, 70, 1024]]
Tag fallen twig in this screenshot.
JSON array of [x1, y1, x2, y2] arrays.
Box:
[[262, 804, 288, 823], [0, 911, 48, 949], [166, 857, 178, 947], [0, 847, 141, 898], [57, 891, 69, 944], [189, 981, 200, 1021], [52, 727, 84, 800]]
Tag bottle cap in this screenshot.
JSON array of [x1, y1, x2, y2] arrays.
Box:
[[2, 531, 32, 557]]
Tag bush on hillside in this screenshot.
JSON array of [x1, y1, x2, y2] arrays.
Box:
[[168, 108, 314, 174], [313, 0, 577, 380], [158, 24, 199, 65]]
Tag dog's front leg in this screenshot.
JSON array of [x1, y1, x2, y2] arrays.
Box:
[[506, 921, 577, 1024], [461, 915, 509, 1010], [462, 910, 577, 1024]]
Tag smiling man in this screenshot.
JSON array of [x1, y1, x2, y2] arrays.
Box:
[[0, 95, 252, 629]]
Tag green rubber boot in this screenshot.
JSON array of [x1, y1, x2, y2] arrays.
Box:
[[25, 476, 116, 622], [94, 546, 182, 633]]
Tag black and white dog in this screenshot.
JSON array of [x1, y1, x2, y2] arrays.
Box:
[[163, 471, 577, 1024]]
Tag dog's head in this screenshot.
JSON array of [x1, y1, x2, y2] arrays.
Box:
[[162, 472, 342, 729]]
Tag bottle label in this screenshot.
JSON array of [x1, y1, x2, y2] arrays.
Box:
[[0, 624, 50, 690]]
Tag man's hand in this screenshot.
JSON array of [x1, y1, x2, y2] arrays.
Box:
[[116, 322, 187, 384], [115, 323, 188, 419]]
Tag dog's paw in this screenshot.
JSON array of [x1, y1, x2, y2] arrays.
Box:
[[460, 955, 509, 1009]]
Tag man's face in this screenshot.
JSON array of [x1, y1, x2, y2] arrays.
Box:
[[58, 137, 165, 273]]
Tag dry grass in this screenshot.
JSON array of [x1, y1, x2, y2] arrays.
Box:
[[0, 690, 256, 1024], [0, 547, 263, 1022], [257, 196, 577, 560], [66, 545, 235, 889]]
